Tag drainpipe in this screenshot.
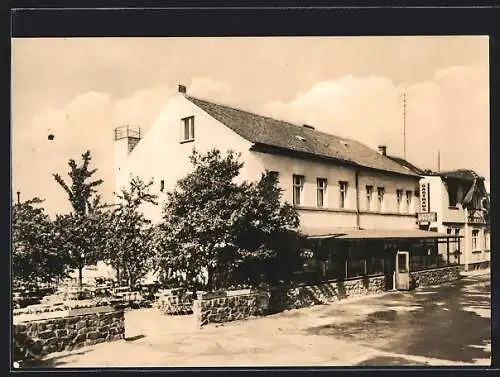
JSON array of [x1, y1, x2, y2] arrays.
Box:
[[464, 207, 469, 271], [355, 168, 360, 229]]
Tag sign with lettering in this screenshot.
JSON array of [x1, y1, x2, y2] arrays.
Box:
[[420, 183, 430, 212], [468, 210, 485, 225], [417, 212, 437, 223]]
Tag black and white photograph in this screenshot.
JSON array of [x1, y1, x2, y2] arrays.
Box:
[[11, 34, 490, 368]]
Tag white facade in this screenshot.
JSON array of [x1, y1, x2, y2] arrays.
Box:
[[418, 175, 490, 270], [115, 93, 420, 234]]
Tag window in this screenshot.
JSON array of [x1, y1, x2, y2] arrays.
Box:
[[396, 189, 404, 212], [448, 182, 458, 207], [317, 178, 327, 208], [484, 231, 490, 250], [405, 190, 412, 213], [339, 181, 348, 208], [293, 175, 305, 206], [472, 229, 479, 250], [377, 187, 385, 211], [160, 180, 165, 192], [454, 228, 460, 252], [181, 116, 195, 142], [366, 185, 373, 211], [446, 228, 452, 235]]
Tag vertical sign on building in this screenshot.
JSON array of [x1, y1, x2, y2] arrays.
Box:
[[420, 183, 427, 212], [427, 183, 430, 213]]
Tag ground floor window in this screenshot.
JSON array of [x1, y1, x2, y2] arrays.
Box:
[[484, 230, 490, 250], [409, 239, 447, 271], [472, 229, 479, 250]]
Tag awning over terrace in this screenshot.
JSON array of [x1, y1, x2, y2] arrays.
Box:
[[301, 227, 460, 240]]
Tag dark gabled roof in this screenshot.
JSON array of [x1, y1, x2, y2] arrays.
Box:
[[437, 169, 482, 182], [186, 96, 419, 177], [386, 156, 425, 175]]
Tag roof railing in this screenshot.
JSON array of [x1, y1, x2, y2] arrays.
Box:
[[114, 125, 141, 141]]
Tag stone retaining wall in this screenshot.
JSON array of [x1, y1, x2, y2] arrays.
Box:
[[269, 275, 389, 313], [410, 265, 461, 288], [193, 289, 269, 327], [13, 307, 125, 361]]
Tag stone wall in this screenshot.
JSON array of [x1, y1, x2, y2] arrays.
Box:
[[269, 275, 389, 313], [193, 289, 270, 327], [410, 265, 461, 288], [13, 307, 125, 361]]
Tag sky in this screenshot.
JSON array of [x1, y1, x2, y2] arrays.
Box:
[[11, 36, 490, 216]]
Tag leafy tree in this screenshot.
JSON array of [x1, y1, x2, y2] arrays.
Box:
[[157, 149, 300, 291], [52, 208, 109, 291], [105, 177, 158, 287], [52, 150, 106, 290], [12, 198, 67, 287], [53, 150, 104, 216]]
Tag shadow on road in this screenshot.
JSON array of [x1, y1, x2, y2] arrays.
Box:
[[19, 350, 94, 368], [306, 276, 491, 363]]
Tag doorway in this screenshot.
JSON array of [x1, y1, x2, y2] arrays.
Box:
[[395, 251, 411, 290]]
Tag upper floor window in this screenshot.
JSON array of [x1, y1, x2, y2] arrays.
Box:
[[366, 185, 373, 211], [396, 189, 404, 212], [377, 187, 385, 211], [293, 175, 305, 206], [447, 182, 458, 207], [472, 229, 479, 250], [405, 190, 412, 213], [181, 116, 195, 142], [317, 178, 327, 208], [339, 181, 348, 209]]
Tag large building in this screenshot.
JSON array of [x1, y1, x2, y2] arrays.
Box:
[[115, 86, 422, 228], [114, 85, 461, 290]]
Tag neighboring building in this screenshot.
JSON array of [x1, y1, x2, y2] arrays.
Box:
[[419, 170, 490, 270], [387, 156, 490, 271], [114, 85, 459, 290]]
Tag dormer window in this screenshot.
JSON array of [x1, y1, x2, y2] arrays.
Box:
[[181, 116, 195, 143]]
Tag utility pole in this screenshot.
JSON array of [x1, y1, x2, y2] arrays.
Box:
[[438, 150, 441, 172], [402, 90, 407, 160]]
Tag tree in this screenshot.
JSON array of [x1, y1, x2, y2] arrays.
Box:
[[157, 149, 300, 292], [52, 208, 109, 292], [12, 198, 67, 287], [52, 150, 105, 290], [53, 150, 104, 216], [105, 177, 158, 287]]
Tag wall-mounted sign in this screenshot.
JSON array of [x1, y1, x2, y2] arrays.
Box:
[[420, 183, 430, 212], [468, 210, 485, 225], [417, 212, 437, 223]]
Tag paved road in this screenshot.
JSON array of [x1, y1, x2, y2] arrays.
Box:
[[30, 273, 490, 367]]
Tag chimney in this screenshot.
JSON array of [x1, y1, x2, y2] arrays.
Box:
[[378, 145, 387, 156], [178, 84, 187, 94]]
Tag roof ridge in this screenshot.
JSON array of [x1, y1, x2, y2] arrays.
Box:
[[187, 95, 375, 148], [186, 95, 298, 127], [184, 94, 419, 177]]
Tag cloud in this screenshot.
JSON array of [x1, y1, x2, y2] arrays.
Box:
[[11, 77, 235, 215], [260, 64, 489, 181], [12, 65, 489, 216], [12, 86, 178, 215]]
